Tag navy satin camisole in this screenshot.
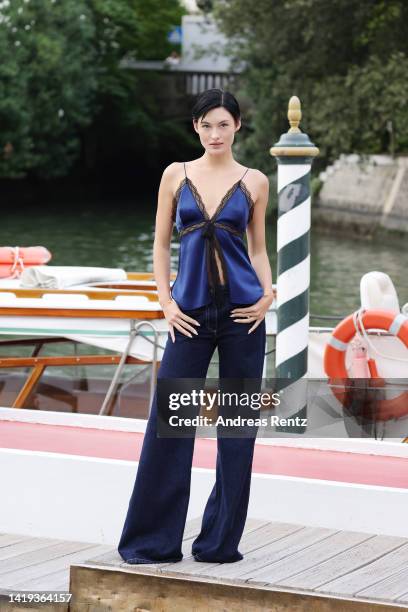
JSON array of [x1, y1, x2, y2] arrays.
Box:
[[170, 162, 264, 309]]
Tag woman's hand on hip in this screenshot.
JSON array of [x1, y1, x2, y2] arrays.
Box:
[[230, 294, 274, 334], [163, 299, 200, 343]]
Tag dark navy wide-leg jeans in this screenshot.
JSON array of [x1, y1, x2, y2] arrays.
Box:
[[117, 283, 266, 564]]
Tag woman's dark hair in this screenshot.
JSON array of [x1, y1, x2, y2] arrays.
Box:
[[191, 88, 241, 125]]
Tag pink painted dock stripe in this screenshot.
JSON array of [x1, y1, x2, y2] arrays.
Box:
[[1, 421, 408, 489]]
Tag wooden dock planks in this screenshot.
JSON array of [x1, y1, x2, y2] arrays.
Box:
[[1, 519, 408, 610]]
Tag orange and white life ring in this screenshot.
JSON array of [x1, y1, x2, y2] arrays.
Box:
[[324, 310, 408, 421]]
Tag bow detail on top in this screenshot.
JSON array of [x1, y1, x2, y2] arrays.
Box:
[[179, 220, 245, 299], [201, 220, 215, 239]]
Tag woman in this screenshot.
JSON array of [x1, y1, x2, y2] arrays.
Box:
[[118, 88, 274, 565]]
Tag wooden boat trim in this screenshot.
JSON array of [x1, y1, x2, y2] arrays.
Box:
[[0, 355, 148, 367], [3, 353, 160, 409], [126, 271, 177, 280], [13, 364, 46, 408], [0, 288, 160, 301], [0, 307, 165, 319]]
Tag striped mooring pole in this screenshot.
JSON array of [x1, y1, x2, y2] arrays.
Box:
[[270, 96, 319, 433]]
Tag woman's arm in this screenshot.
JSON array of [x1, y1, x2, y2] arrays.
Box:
[[153, 163, 200, 341], [153, 163, 178, 308], [246, 171, 275, 300]]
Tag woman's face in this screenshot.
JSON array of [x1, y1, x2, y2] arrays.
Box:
[[193, 107, 240, 154]]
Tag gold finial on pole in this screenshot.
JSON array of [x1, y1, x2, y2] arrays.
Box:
[[288, 96, 301, 133], [270, 96, 319, 158]]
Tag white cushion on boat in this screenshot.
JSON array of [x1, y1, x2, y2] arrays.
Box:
[[114, 296, 152, 306], [360, 271, 400, 312], [0, 292, 17, 302], [20, 265, 127, 289], [42, 293, 89, 302], [0, 279, 22, 288]]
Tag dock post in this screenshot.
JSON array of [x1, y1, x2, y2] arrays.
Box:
[[270, 96, 319, 432]]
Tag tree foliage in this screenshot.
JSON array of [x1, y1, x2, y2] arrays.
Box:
[[0, 0, 184, 178], [214, 0, 408, 169], [0, 0, 97, 178]]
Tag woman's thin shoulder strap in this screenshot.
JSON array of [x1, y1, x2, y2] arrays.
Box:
[[183, 162, 187, 178], [240, 167, 250, 181]]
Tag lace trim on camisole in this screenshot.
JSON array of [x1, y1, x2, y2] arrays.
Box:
[[171, 173, 255, 223], [239, 179, 256, 223], [185, 177, 242, 222], [171, 177, 187, 223]]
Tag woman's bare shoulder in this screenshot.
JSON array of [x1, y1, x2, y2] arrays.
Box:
[[244, 168, 269, 203], [250, 168, 269, 187], [162, 161, 185, 179], [161, 162, 186, 196], [161, 162, 184, 197]]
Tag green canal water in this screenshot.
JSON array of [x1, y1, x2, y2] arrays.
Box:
[[2, 200, 408, 317]]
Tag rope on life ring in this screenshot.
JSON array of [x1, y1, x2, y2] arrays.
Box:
[[323, 309, 408, 422]]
